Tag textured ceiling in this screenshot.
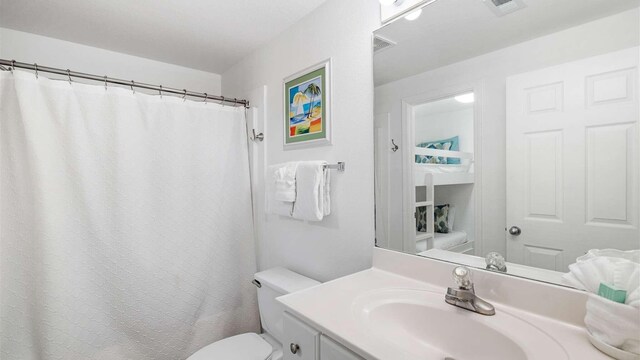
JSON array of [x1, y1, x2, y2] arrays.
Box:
[[0, 0, 328, 73]]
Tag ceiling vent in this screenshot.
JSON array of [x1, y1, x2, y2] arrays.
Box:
[[373, 35, 396, 54], [484, 0, 526, 17]]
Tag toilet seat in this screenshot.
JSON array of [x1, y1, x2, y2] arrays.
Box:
[[187, 333, 273, 360]]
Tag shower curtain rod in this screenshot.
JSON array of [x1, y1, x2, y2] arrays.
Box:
[[0, 59, 250, 108]]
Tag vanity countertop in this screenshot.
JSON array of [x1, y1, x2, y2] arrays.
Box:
[[277, 249, 612, 360]]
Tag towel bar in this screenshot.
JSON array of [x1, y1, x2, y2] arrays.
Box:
[[323, 162, 345, 172]]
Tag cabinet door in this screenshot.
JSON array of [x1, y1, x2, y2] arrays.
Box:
[[320, 335, 364, 360], [283, 312, 319, 360]]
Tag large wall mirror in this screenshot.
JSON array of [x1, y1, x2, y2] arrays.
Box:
[[373, 0, 640, 286]]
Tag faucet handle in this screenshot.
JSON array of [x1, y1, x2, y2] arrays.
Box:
[[452, 266, 473, 289], [486, 252, 507, 272]]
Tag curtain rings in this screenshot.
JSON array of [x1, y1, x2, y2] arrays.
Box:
[[233, 98, 238, 106], [10, 60, 16, 73], [182, 89, 187, 102], [159, 85, 163, 98], [220, 96, 225, 107], [34, 63, 38, 79], [67, 69, 72, 84], [130, 80, 135, 94], [104, 76, 108, 91], [203, 93, 208, 104]]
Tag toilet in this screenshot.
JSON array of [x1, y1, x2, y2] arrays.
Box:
[[187, 267, 320, 360]]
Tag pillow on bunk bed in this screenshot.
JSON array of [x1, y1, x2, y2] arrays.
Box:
[[447, 205, 456, 231], [415, 136, 461, 165], [416, 206, 428, 232], [434, 204, 450, 233]]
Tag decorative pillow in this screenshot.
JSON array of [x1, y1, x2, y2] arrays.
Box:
[[415, 136, 461, 164], [447, 205, 456, 231], [416, 206, 428, 232], [434, 204, 450, 233]]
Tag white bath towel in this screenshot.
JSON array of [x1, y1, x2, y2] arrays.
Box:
[[585, 293, 640, 355], [274, 162, 299, 202], [323, 166, 331, 216], [266, 164, 294, 216], [292, 161, 327, 221]]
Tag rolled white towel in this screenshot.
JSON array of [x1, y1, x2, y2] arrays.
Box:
[[266, 164, 294, 217], [563, 251, 640, 307], [585, 293, 640, 355], [274, 162, 299, 202], [563, 249, 640, 355], [564, 258, 639, 297], [578, 249, 640, 264]]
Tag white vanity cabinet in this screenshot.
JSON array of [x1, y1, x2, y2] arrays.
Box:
[[320, 335, 365, 360], [283, 312, 364, 360]]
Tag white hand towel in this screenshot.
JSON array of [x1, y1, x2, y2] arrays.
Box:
[[266, 164, 294, 217], [585, 293, 640, 355], [292, 161, 327, 221], [274, 162, 299, 202]]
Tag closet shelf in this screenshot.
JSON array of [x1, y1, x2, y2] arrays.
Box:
[[415, 201, 433, 207]]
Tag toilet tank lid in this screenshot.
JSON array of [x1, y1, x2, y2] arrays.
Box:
[[254, 267, 320, 294]]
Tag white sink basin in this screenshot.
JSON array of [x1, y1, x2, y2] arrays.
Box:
[[352, 288, 568, 360]]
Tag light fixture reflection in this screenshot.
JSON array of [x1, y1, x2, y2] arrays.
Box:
[[404, 8, 422, 21], [454, 93, 475, 103]]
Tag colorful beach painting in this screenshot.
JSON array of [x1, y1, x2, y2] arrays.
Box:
[[284, 60, 330, 147], [288, 76, 322, 137]]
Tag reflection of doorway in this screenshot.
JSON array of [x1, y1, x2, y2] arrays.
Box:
[[375, 113, 393, 250], [506, 48, 639, 271], [401, 86, 482, 256]]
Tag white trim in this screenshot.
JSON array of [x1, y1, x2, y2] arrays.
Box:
[[283, 58, 332, 150], [401, 100, 415, 253]]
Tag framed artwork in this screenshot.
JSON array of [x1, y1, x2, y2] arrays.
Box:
[[283, 59, 331, 149]]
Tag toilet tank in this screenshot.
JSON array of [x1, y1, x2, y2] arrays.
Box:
[[253, 267, 320, 344]]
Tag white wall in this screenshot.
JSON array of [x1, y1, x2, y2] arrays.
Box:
[[0, 28, 221, 94], [414, 108, 474, 153], [375, 8, 640, 257], [222, 0, 379, 282]]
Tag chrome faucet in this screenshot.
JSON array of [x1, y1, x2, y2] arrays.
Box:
[[485, 252, 507, 273], [445, 266, 495, 316]]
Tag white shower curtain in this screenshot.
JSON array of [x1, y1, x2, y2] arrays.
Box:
[[0, 71, 259, 360]]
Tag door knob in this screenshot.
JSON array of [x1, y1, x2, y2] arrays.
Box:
[[290, 343, 300, 354], [508, 226, 521, 236]]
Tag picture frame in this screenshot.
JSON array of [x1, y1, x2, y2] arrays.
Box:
[[283, 59, 332, 149]]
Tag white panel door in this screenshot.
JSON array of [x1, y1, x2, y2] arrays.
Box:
[[506, 48, 639, 271]]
